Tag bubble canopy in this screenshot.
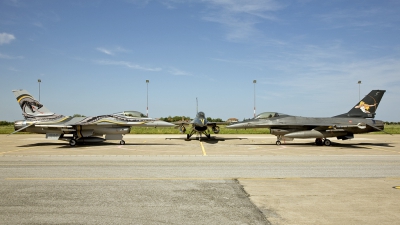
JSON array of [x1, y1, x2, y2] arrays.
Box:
[[114, 111, 147, 118], [254, 112, 289, 119]]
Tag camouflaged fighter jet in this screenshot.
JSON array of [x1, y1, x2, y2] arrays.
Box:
[[11, 89, 175, 146], [176, 111, 224, 140], [227, 90, 386, 146]]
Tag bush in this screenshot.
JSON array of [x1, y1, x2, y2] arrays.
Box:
[[0, 121, 13, 126]]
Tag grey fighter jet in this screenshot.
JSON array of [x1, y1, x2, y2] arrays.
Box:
[[11, 89, 175, 146], [176, 111, 223, 140], [227, 90, 386, 146]]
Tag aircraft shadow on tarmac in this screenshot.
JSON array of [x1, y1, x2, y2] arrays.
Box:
[[239, 142, 394, 149], [17, 142, 180, 148], [165, 137, 246, 144]]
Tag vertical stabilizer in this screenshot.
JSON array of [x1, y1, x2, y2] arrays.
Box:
[[12, 89, 56, 119], [334, 90, 385, 118]]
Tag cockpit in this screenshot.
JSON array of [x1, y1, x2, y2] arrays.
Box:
[[254, 112, 287, 119], [197, 111, 205, 118], [114, 111, 147, 118]]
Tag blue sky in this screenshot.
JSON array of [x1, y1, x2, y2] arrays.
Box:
[[1, 0, 399, 122]]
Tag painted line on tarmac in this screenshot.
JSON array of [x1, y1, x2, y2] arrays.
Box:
[[0, 147, 35, 156], [199, 141, 207, 156], [5, 177, 226, 181]]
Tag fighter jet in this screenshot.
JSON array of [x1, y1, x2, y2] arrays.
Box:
[[227, 90, 386, 146], [176, 111, 223, 140], [11, 89, 175, 146]]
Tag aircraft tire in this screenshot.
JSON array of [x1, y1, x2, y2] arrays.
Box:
[[186, 134, 190, 139], [276, 141, 281, 145], [315, 138, 323, 146], [324, 139, 331, 146], [206, 134, 211, 139], [120, 140, 125, 145], [69, 139, 77, 147]]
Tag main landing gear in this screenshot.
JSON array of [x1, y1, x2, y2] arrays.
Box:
[[315, 138, 331, 146], [276, 135, 283, 145], [186, 131, 211, 141], [69, 139, 77, 147], [275, 136, 332, 146]]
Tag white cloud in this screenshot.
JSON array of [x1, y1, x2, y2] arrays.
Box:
[[0, 52, 23, 59], [168, 67, 193, 76], [96, 46, 130, 56], [96, 47, 114, 56], [203, 0, 282, 16], [0, 33, 16, 45], [201, 0, 283, 41], [95, 60, 161, 72]]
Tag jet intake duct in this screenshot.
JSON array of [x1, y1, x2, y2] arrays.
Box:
[[212, 126, 220, 134]]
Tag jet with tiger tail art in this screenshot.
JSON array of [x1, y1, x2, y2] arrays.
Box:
[[227, 90, 386, 146], [10, 89, 175, 146]]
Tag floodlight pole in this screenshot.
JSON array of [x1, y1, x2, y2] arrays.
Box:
[[358, 80, 361, 101], [253, 80, 256, 118], [146, 80, 149, 117], [38, 79, 41, 102]]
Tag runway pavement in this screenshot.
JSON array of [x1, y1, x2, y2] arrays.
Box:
[[1, 134, 400, 224]]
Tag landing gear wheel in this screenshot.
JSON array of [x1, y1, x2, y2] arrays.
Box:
[[324, 139, 331, 146], [120, 140, 125, 145], [69, 139, 77, 147], [206, 134, 211, 139], [186, 134, 191, 140], [315, 138, 323, 146], [276, 141, 281, 145]]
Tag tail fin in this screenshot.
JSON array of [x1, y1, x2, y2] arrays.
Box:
[[12, 89, 55, 119], [334, 90, 385, 118]]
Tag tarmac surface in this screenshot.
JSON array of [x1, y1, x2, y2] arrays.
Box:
[[1, 134, 400, 224]]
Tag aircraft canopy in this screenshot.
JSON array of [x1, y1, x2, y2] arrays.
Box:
[[114, 111, 147, 118], [255, 112, 287, 119]]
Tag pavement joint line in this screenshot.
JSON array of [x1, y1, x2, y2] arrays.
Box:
[[6, 177, 400, 181], [370, 146, 400, 154], [2, 154, 400, 157]]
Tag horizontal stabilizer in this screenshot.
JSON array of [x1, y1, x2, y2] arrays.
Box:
[[8, 122, 35, 136], [367, 124, 392, 135]]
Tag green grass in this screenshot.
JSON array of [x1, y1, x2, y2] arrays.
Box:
[[1, 124, 400, 135], [374, 124, 400, 134], [0, 125, 30, 134]]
